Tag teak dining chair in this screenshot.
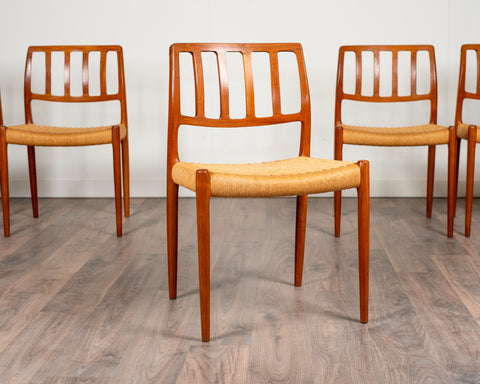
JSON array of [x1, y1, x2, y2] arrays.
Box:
[[0, 45, 129, 237], [334, 45, 456, 237], [454, 44, 480, 236], [167, 43, 370, 342]]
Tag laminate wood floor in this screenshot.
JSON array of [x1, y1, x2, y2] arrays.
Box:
[[1, 197, 480, 383]]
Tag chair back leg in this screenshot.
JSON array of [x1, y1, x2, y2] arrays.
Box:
[[465, 125, 477, 237], [426, 145, 436, 218], [121, 137, 130, 218], [0, 126, 10, 237], [112, 126, 123, 237], [27, 146, 39, 218]]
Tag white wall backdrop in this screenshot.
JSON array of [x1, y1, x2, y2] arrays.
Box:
[[0, 0, 479, 198]]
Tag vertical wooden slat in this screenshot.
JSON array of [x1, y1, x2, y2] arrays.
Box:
[[64, 51, 70, 96], [45, 51, 52, 95], [243, 52, 255, 118], [373, 50, 380, 97], [355, 51, 362, 96], [192, 51, 205, 119], [411, 50, 417, 96], [217, 51, 229, 119], [82, 51, 89, 96], [100, 51, 107, 95], [270, 51, 281, 115], [392, 50, 398, 97]]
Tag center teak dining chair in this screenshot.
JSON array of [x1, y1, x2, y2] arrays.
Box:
[[167, 43, 370, 342], [0, 45, 129, 237], [334, 45, 456, 237]]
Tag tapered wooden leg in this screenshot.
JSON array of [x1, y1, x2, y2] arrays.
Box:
[[167, 175, 179, 300], [357, 160, 370, 323], [294, 195, 307, 287], [196, 169, 211, 342], [447, 127, 456, 238], [121, 136, 130, 218], [334, 191, 342, 237], [426, 145, 435, 218], [465, 125, 476, 237], [112, 126, 122, 237], [334, 126, 343, 237], [27, 146, 38, 218], [454, 136, 461, 217], [0, 126, 10, 237]]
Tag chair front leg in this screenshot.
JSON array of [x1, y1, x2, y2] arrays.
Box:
[[112, 126, 122, 237], [455, 136, 462, 217], [27, 145, 39, 218], [465, 125, 477, 237], [0, 126, 10, 237], [196, 169, 211, 342], [447, 127, 457, 238], [357, 160, 370, 324], [167, 175, 179, 300], [294, 195, 307, 287], [426, 145, 435, 218], [334, 126, 343, 237], [121, 136, 130, 218]]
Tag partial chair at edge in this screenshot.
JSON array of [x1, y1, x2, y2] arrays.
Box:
[[166, 43, 370, 342], [454, 44, 480, 237], [334, 45, 456, 238], [0, 45, 130, 237]]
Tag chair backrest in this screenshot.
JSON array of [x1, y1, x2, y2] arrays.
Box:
[[167, 43, 311, 168], [24, 45, 127, 127], [335, 45, 438, 126], [455, 44, 480, 126]]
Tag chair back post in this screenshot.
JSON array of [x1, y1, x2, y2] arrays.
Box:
[[0, 90, 3, 126], [167, 43, 181, 175], [335, 45, 438, 127], [23, 45, 127, 129], [24, 47, 34, 124], [455, 44, 480, 126], [167, 42, 311, 174], [428, 46, 438, 125], [116, 46, 128, 132], [297, 48, 311, 157]]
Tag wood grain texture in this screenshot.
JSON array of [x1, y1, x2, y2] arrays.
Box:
[[0, 197, 480, 383], [177, 345, 249, 383]]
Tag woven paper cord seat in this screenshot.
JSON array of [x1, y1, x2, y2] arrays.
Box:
[[172, 157, 361, 197], [341, 124, 450, 146], [6, 124, 127, 146], [456, 124, 480, 142]]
